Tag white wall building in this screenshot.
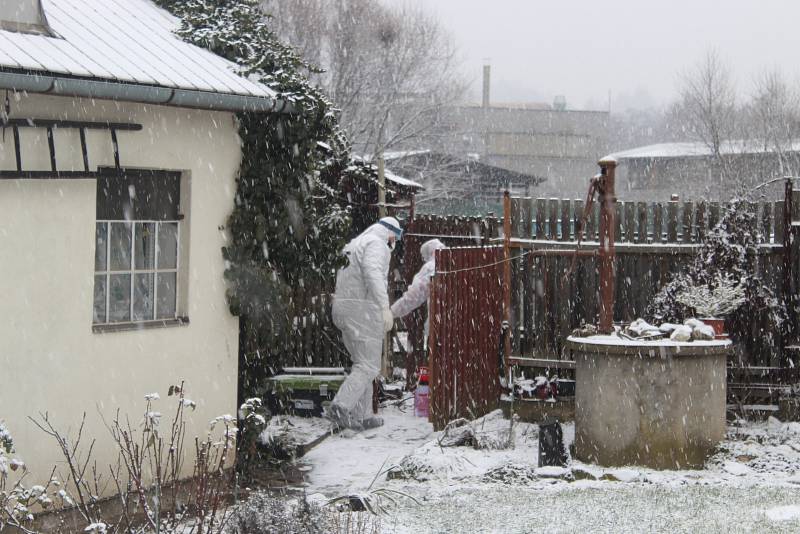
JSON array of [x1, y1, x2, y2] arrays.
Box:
[[0, 0, 286, 494]]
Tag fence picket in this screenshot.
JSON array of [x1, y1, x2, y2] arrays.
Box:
[[548, 198, 559, 240], [636, 201, 648, 243], [708, 202, 721, 231], [667, 201, 679, 242], [522, 197, 533, 239], [625, 201, 636, 242], [652, 202, 663, 243], [535, 198, 547, 239], [761, 202, 772, 243], [775, 200, 785, 244], [682, 201, 693, 243], [561, 199, 572, 241]]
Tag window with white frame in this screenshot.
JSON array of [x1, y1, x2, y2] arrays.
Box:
[[93, 171, 182, 325]]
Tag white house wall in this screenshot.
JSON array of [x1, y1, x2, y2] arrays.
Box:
[[0, 92, 241, 493]]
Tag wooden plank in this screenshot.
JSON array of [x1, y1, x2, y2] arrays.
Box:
[[522, 197, 533, 239], [761, 202, 772, 244], [510, 197, 522, 239], [682, 201, 693, 243], [696, 201, 707, 242], [625, 201, 636, 242], [574, 199, 585, 240], [533, 255, 546, 359], [794, 191, 800, 222], [747, 202, 759, 232], [560, 199, 571, 241], [667, 201, 679, 243], [535, 198, 547, 240], [775, 200, 785, 244], [615, 201, 624, 242], [636, 201, 648, 243], [708, 202, 721, 231], [652, 202, 663, 243], [548, 198, 559, 240], [586, 202, 599, 241]]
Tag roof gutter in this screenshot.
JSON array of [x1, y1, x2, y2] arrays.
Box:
[[0, 71, 293, 113]]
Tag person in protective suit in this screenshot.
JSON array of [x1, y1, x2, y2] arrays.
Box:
[[391, 238, 446, 340], [327, 216, 402, 431]]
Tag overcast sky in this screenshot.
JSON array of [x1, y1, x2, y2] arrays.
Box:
[[405, 0, 800, 112]]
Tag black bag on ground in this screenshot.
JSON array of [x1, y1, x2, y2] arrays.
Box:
[[538, 417, 568, 467]]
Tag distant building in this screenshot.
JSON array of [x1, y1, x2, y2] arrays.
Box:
[[429, 66, 609, 199], [385, 150, 544, 216], [610, 141, 800, 201]]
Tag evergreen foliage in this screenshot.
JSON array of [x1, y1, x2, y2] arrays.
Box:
[[648, 199, 786, 355], [153, 0, 372, 394]]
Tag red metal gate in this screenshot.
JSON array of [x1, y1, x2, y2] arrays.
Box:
[[428, 246, 505, 430]]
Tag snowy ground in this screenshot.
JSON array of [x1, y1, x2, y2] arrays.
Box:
[[294, 401, 800, 533]]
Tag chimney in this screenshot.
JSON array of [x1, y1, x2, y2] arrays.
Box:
[[482, 64, 491, 108]]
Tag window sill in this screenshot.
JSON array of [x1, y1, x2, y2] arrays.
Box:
[[92, 317, 190, 334]]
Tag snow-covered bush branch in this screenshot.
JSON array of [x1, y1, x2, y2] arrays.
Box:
[[676, 274, 747, 318]]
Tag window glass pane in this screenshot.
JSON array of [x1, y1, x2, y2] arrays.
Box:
[[109, 223, 132, 271], [157, 222, 178, 270], [93, 275, 106, 323], [134, 223, 156, 270], [133, 273, 155, 321], [156, 272, 177, 319], [95, 223, 107, 271], [108, 274, 131, 322]]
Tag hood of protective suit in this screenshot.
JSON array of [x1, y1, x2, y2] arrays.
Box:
[[362, 222, 393, 242], [420, 238, 446, 262]]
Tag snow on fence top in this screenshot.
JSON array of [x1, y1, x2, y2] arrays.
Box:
[[0, 0, 276, 100]]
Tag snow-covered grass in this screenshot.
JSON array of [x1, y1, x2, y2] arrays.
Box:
[[295, 401, 800, 532]]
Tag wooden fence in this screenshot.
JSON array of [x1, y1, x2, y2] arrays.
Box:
[[509, 196, 794, 244], [400, 215, 499, 383], [428, 246, 505, 430], [504, 193, 800, 375]]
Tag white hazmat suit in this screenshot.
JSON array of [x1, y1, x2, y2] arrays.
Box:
[[329, 217, 402, 429], [391, 239, 446, 339]]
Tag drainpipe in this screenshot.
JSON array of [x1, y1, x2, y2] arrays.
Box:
[[0, 71, 292, 113], [598, 157, 617, 334]]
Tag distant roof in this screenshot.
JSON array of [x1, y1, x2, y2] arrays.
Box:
[[386, 151, 546, 187], [0, 0, 276, 101], [384, 169, 423, 189], [610, 140, 800, 161]]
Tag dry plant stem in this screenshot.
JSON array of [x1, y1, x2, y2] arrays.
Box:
[[29, 412, 101, 525]]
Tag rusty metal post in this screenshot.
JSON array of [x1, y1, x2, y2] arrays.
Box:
[[597, 158, 617, 334], [503, 190, 512, 366]]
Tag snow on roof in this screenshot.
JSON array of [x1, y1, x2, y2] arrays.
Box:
[[609, 140, 800, 161], [382, 149, 431, 161], [385, 169, 424, 189], [0, 0, 276, 100]]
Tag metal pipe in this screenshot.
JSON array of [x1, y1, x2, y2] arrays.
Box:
[[0, 71, 292, 113], [598, 157, 617, 334], [502, 190, 512, 366]]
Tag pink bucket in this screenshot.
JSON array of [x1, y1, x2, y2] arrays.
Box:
[[414, 385, 430, 418]]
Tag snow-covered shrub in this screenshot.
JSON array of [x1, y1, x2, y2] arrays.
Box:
[[237, 397, 269, 480], [228, 492, 332, 534], [675, 273, 747, 317], [648, 198, 786, 355], [0, 422, 63, 532]]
